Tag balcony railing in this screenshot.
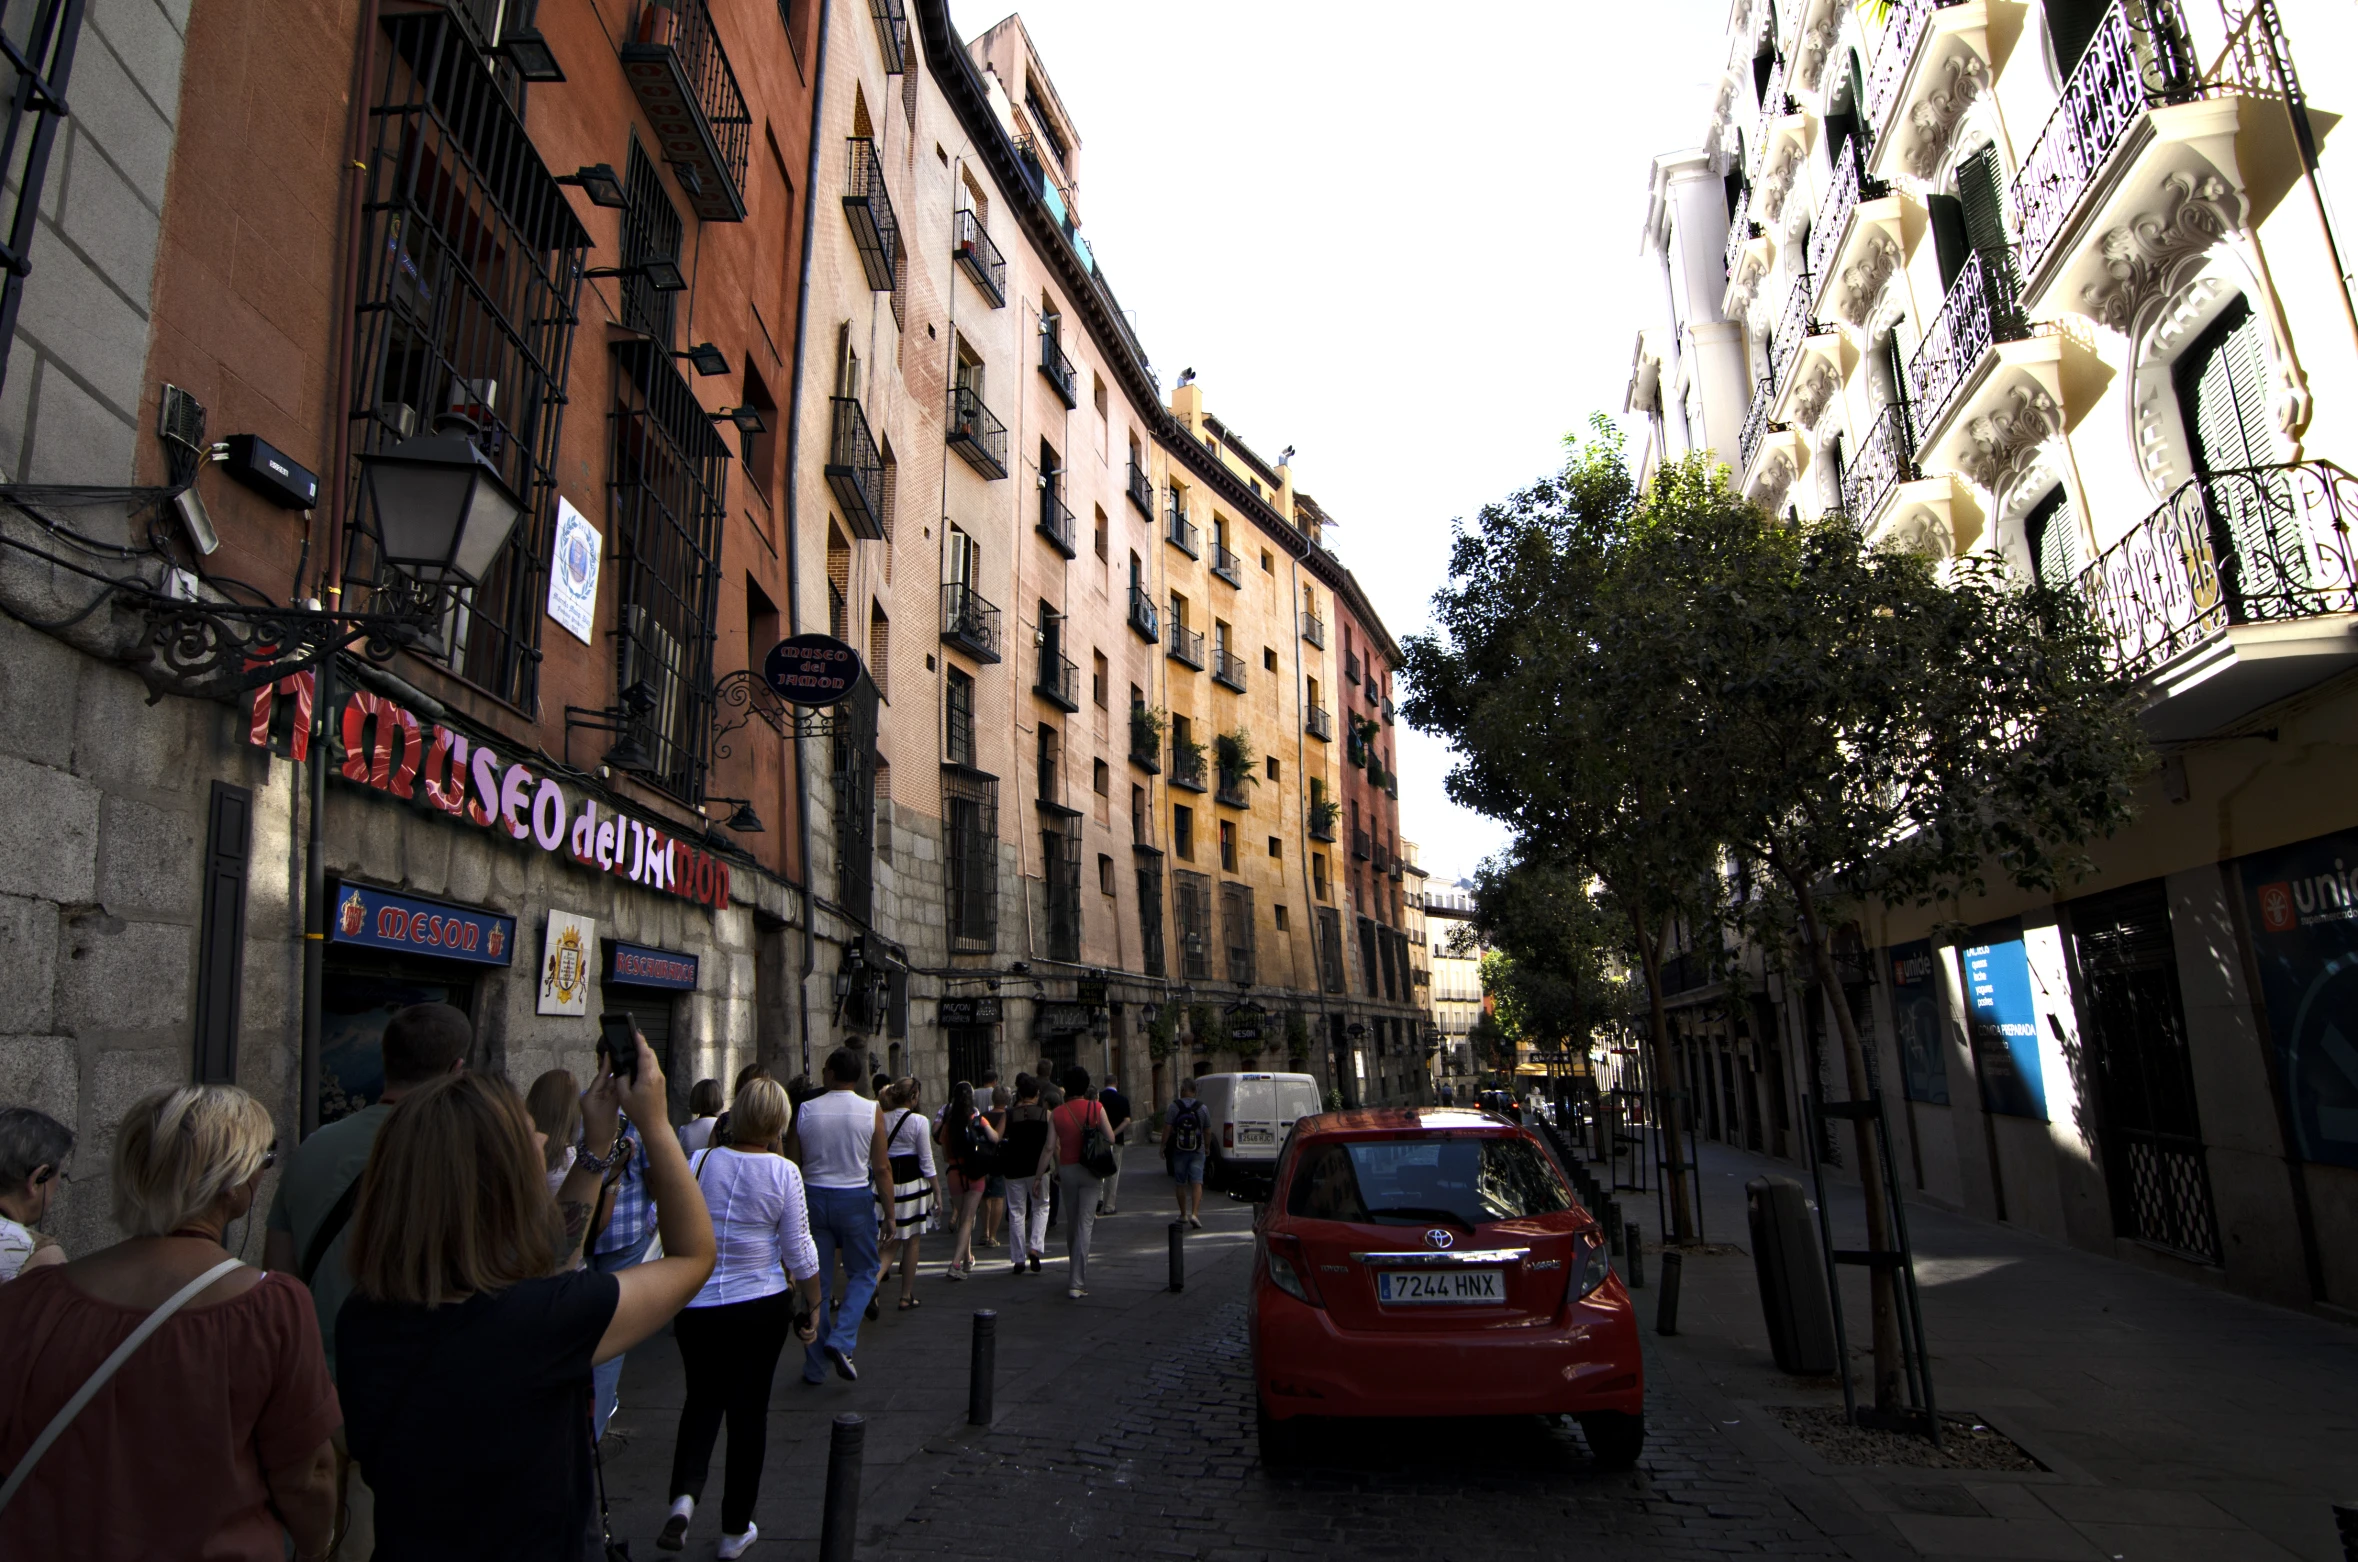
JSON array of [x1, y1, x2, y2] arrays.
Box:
[[825, 397, 886, 541], [2079, 461, 2358, 678], [1864, 0, 1938, 134], [1905, 248, 2027, 439], [1300, 609, 1325, 647], [1036, 480, 1076, 557], [940, 581, 1001, 663], [1842, 401, 1919, 524], [1770, 269, 1818, 391], [1807, 136, 1885, 286], [1166, 621, 1205, 670], [1213, 648, 1247, 692], [1739, 375, 1778, 473], [622, 0, 751, 221], [1126, 458, 1152, 515], [1211, 541, 1242, 586], [1164, 498, 1199, 557], [1215, 772, 1250, 809], [1352, 827, 1372, 861], [951, 207, 1006, 306], [1038, 327, 1078, 407], [840, 136, 897, 289], [1305, 703, 1332, 741], [1308, 804, 1337, 841], [1129, 709, 1161, 771], [1169, 741, 1207, 791], [1345, 650, 1362, 684], [1127, 584, 1159, 642], [947, 383, 1008, 478], [1722, 180, 1758, 282], [1749, 51, 1790, 178], [869, 0, 907, 73], [2011, 0, 2202, 278], [1034, 643, 1080, 711]]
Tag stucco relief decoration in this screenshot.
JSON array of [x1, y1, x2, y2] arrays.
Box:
[[1957, 383, 2064, 499], [1727, 247, 1771, 316], [1884, 507, 1956, 562], [2082, 171, 2241, 334], [1834, 233, 1902, 328], [1753, 449, 1799, 512], [1790, 360, 1839, 430], [1901, 51, 1989, 180], [1794, 2, 1842, 91], [1759, 141, 1804, 226]]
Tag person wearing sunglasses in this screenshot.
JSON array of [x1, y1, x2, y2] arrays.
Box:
[[0, 1105, 74, 1282]]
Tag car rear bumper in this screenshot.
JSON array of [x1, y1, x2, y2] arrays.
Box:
[[1253, 1281, 1645, 1421]]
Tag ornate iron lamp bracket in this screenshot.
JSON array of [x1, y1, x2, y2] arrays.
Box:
[[122, 588, 431, 704]]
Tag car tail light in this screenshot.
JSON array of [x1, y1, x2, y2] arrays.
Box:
[[1261, 1231, 1324, 1307], [1224, 1121, 1235, 1149], [1570, 1233, 1612, 1303]]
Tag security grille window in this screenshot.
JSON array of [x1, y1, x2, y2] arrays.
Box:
[[832, 675, 879, 923], [1172, 803, 1193, 861], [1220, 880, 1257, 986], [1313, 851, 1328, 900], [1043, 822, 1081, 961], [351, 9, 590, 709], [1037, 722, 1060, 805], [1377, 921, 1400, 999], [945, 667, 976, 767], [1173, 869, 1212, 980], [1136, 854, 1166, 977], [608, 337, 729, 803], [1358, 915, 1381, 997], [620, 139, 683, 344], [1317, 907, 1346, 994], [2024, 485, 2079, 591], [944, 768, 999, 952]]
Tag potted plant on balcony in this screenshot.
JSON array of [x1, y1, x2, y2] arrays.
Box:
[[1214, 729, 1258, 795], [1130, 703, 1165, 756], [1308, 796, 1341, 837], [1171, 729, 1207, 785]]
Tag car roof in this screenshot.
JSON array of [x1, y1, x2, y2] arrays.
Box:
[[1294, 1107, 1527, 1139]]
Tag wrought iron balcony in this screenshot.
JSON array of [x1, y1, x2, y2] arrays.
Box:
[[1373, 840, 1390, 873], [1129, 708, 1161, 771], [2080, 461, 2358, 679], [1126, 458, 1152, 515], [1034, 643, 1079, 712], [940, 581, 1001, 663], [622, 0, 750, 221], [1216, 772, 1250, 809], [947, 384, 1008, 478], [1169, 741, 1207, 792], [1127, 584, 1159, 642], [1305, 703, 1332, 741], [2010, 0, 2203, 280], [841, 136, 897, 289], [1904, 248, 2027, 441], [1770, 270, 1819, 393], [1723, 180, 1759, 282], [1164, 498, 1199, 557], [1036, 480, 1076, 557], [1352, 827, 1372, 862], [1864, 0, 1939, 135], [825, 396, 886, 541], [1807, 136, 1885, 286], [869, 0, 907, 73], [1345, 650, 1362, 684], [1210, 541, 1242, 587], [1038, 329, 1078, 407], [1300, 609, 1325, 648], [1308, 803, 1337, 841], [1738, 375, 1778, 474], [1213, 648, 1247, 692], [1841, 401, 1919, 525], [1749, 51, 1791, 179], [1166, 621, 1205, 670], [951, 207, 1005, 306]]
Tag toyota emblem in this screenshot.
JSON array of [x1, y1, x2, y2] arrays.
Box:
[[1425, 1228, 1454, 1251]]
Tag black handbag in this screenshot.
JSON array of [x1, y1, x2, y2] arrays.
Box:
[[1081, 1106, 1118, 1178]]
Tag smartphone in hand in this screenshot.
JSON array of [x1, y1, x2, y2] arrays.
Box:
[[597, 1012, 640, 1084]]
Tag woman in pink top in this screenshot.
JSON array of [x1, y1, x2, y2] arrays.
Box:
[[1049, 1068, 1118, 1299]]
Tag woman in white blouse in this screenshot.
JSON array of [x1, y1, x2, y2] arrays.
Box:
[[660, 1078, 822, 1559], [876, 1078, 936, 1310]]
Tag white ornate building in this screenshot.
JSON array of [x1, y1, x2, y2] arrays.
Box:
[[1627, 0, 2358, 1316]]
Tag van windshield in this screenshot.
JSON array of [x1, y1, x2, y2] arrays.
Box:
[[1285, 1136, 1573, 1227]]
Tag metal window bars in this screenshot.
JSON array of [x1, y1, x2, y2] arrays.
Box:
[[1770, 269, 1820, 395], [1863, 0, 1938, 136], [621, 0, 750, 221], [944, 769, 999, 952], [842, 136, 900, 291], [1043, 822, 1082, 961], [944, 672, 976, 766], [1168, 736, 1207, 792], [1904, 247, 2028, 440], [831, 675, 879, 924], [1317, 907, 1346, 994], [1722, 178, 1760, 283], [1738, 374, 1778, 474], [1136, 856, 1166, 977], [868, 0, 906, 73], [947, 383, 1008, 478], [348, 9, 590, 711], [951, 206, 1006, 305], [1749, 49, 1790, 180], [1807, 135, 1886, 288], [0, 0, 81, 402], [620, 139, 683, 344], [1173, 870, 1212, 980], [607, 338, 729, 805], [1221, 881, 1257, 986]]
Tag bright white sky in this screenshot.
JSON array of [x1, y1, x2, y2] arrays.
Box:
[[948, 0, 1731, 884]]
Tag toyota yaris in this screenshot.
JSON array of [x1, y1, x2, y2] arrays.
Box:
[[1249, 1108, 1644, 1466]]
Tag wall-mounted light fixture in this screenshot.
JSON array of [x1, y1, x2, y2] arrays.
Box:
[[555, 164, 625, 208]]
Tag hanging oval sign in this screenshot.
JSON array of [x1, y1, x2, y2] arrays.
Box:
[[761, 634, 863, 707]]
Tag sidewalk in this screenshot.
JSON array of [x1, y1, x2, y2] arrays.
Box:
[[591, 1144, 1258, 1554], [1631, 1138, 2358, 1562]]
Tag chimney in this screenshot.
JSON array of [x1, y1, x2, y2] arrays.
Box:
[[1171, 372, 1201, 433]]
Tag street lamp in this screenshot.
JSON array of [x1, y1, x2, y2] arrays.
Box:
[[357, 416, 525, 589]]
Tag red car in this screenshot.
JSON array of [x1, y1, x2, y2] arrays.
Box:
[[1250, 1107, 1644, 1466]]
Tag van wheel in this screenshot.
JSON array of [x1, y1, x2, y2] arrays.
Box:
[[1578, 1411, 1645, 1468], [1256, 1397, 1303, 1468]]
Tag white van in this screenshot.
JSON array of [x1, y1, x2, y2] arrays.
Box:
[[1192, 1072, 1324, 1194]]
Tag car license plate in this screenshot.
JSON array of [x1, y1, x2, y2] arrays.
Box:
[[1240, 1126, 1274, 1144], [1377, 1268, 1503, 1304]]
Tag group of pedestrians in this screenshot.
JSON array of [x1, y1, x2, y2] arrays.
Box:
[[0, 1011, 1181, 1561]]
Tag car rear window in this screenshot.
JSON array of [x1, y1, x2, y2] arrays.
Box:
[[1284, 1136, 1574, 1226]]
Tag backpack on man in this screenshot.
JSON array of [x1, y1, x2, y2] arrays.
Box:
[[1168, 1100, 1205, 1154]]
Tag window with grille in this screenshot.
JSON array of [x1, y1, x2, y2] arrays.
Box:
[[1172, 804, 1193, 861], [868, 604, 890, 701], [349, 10, 589, 710], [1137, 854, 1166, 977], [608, 338, 728, 804], [944, 768, 999, 952], [1358, 916, 1382, 997], [1317, 907, 1346, 994], [832, 676, 879, 923], [945, 667, 976, 768], [1219, 820, 1236, 872], [1043, 821, 1081, 960], [1037, 723, 1061, 805], [1313, 852, 1328, 900], [1173, 869, 1212, 979], [1220, 880, 1256, 985], [620, 139, 683, 344]]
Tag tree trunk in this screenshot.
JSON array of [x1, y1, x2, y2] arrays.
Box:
[[1632, 912, 1697, 1244], [1790, 879, 1905, 1414]]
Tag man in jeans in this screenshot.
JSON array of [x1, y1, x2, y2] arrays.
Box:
[[1163, 1076, 1208, 1229], [790, 1046, 893, 1383]]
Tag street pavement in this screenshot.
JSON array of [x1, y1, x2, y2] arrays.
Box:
[[591, 1138, 2358, 1562]]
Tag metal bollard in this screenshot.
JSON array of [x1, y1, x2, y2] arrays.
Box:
[[2334, 1502, 2358, 1562], [1626, 1221, 1646, 1289], [1601, 1198, 1621, 1256], [1656, 1250, 1683, 1336], [1168, 1220, 1186, 1292], [820, 1413, 865, 1562], [967, 1310, 997, 1427]]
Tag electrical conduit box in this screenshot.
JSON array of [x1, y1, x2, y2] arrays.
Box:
[[222, 434, 321, 511]]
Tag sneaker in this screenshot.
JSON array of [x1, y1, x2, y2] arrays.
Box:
[[1067, 1285, 1088, 1299], [827, 1346, 858, 1383], [718, 1521, 760, 1559], [658, 1496, 692, 1552]]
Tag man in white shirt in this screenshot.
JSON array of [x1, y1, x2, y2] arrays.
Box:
[[787, 1046, 893, 1383]]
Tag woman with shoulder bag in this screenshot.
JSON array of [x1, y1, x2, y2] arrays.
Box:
[[875, 1079, 934, 1310], [997, 1076, 1057, 1276], [1049, 1069, 1119, 1299], [932, 1083, 1000, 1280]]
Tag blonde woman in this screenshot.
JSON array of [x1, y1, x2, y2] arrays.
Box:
[[0, 1085, 340, 1560], [337, 1031, 714, 1562], [661, 1077, 822, 1557], [876, 1079, 935, 1310]]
